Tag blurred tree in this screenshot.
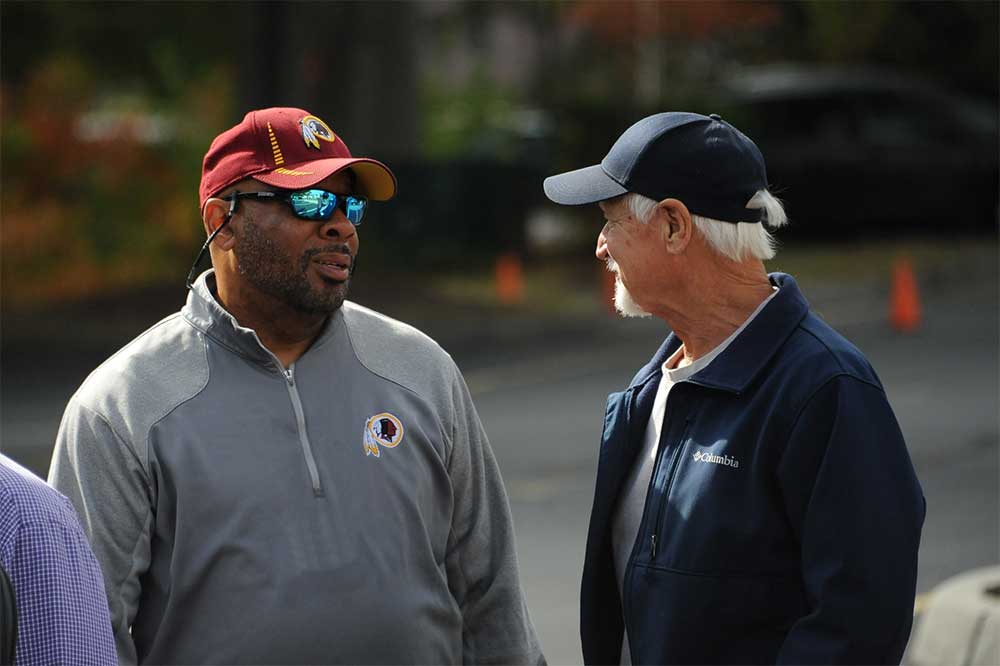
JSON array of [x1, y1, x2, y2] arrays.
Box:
[[1, 0, 422, 307], [1, 2, 239, 305], [0, 50, 234, 305], [1, 0, 995, 304]]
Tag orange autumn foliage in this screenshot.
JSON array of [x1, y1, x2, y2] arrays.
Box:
[[2, 57, 232, 307]]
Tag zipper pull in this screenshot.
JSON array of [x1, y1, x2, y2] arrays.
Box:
[[650, 533, 658, 559], [284, 368, 294, 385]]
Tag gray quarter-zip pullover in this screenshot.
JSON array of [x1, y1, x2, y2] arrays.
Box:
[[49, 271, 543, 665]]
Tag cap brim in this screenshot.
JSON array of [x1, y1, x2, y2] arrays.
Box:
[[543, 164, 628, 205], [254, 157, 397, 201]]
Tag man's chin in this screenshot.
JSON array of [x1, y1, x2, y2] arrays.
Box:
[[614, 275, 651, 318], [320, 284, 350, 312], [293, 279, 350, 314]]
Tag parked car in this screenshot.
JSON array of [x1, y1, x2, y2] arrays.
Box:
[[717, 65, 998, 237]]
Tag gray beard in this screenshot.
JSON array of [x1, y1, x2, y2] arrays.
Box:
[[606, 258, 651, 319], [235, 214, 353, 314]]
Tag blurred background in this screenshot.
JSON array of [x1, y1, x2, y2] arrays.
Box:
[[1, 1, 997, 662]]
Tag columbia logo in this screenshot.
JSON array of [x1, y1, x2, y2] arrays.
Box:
[[693, 451, 740, 469]]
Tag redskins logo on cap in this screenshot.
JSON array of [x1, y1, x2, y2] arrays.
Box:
[[300, 115, 337, 150], [362, 412, 404, 458]]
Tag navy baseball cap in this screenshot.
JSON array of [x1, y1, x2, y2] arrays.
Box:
[[543, 112, 767, 223]]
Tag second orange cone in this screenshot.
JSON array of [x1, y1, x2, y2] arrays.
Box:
[[889, 257, 921, 333], [495, 253, 524, 305]]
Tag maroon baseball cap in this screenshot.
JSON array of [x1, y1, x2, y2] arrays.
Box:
[[199, 107, 397, 207]]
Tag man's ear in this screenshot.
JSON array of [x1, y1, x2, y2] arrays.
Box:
[[201, 198, 237, 251], [654, 198, 692, 254]]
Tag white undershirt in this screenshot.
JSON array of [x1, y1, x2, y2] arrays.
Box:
[[613, 288, 778, 665]]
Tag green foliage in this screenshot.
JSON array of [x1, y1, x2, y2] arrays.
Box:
[[421, 65, 522, 161]]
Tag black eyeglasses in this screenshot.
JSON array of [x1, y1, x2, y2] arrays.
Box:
[[185, 188, 368, 289], [230, 189, 368, 225]]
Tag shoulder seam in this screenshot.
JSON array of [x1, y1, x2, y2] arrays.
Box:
[[143, 332, 212, 470], [796, 319, 849, 375], [786, 372, 886, 440], [795, 316, 879, 384], [343, 301, 443, 348], [71, 328, 211, 476], [340, 302, 451, 398], [345, 326, 428, 402]]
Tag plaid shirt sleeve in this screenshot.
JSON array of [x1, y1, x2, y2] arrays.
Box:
[[0, 456, 117, 665]]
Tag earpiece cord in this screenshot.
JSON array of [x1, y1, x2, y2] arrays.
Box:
[[185, 194, 238, 290]]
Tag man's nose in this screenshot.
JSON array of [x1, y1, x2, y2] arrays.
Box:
[[596, 230, 609, 261], [318, 211, 356, 240]]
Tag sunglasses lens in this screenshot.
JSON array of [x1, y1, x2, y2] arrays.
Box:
[[288, 190, 367, 225], [290, 190, 336, 220], [344, 196, 366, 225]]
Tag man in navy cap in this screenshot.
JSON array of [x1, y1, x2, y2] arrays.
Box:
[[544, 112, 925, 665]]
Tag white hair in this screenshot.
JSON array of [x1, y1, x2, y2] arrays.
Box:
[[625, 190, 788, 261]]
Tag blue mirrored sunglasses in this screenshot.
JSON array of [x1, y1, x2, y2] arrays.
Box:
[[229, 188, 368, 225]]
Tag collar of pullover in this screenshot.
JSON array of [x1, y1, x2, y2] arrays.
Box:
[[181, 269, 343, 372], [628, 272, 811, 395]]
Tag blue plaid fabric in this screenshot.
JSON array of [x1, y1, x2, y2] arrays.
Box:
[[0, 454, 116, 665]]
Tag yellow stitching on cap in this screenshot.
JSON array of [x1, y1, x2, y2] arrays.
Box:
[[267, 123, 285, 166], [274, 167, 314, 176]]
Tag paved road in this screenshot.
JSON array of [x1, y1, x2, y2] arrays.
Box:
[[2, 268, 997, 664]]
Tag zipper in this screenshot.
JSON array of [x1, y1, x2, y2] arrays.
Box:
[[649, 416, 691, 560], [235, 323, 326, 499], [621, 395, 671, 661], [282, 364, 325, 497], [621, 388, 692, 659]]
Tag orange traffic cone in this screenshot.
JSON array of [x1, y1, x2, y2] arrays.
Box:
[[889, 257, 921, 333], [495, 253, 524, 305]]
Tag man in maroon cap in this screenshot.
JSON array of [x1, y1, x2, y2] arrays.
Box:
[[50, 108, 544, 665]]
